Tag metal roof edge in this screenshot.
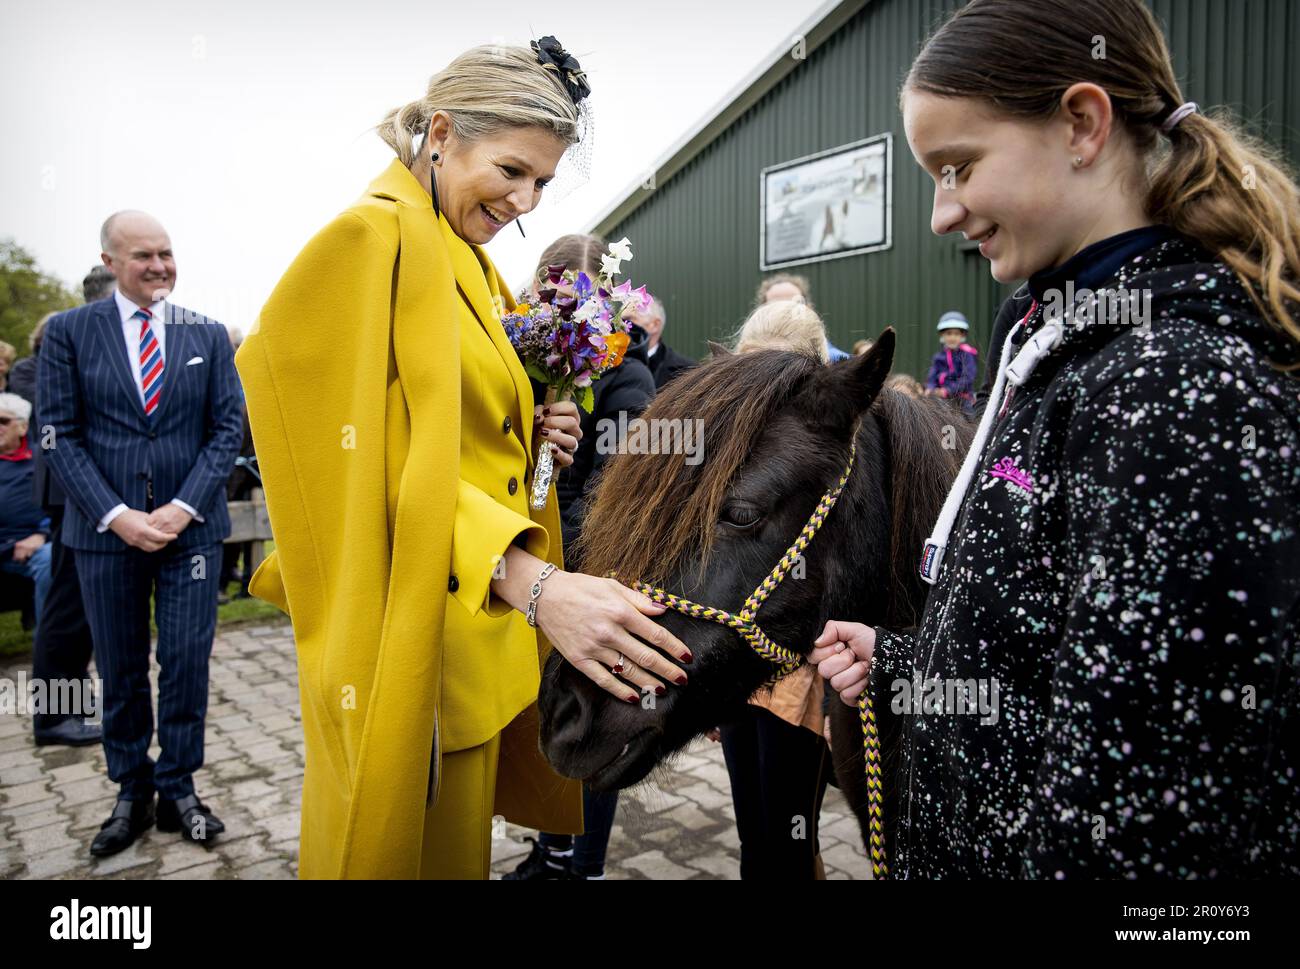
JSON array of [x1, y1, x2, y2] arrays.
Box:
[[586, 0, 872, 237]]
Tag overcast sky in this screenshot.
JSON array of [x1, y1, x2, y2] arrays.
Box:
[[2, 0, 828, 333]]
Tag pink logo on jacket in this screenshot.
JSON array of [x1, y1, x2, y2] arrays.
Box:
[[988, 456, 1034, 494]]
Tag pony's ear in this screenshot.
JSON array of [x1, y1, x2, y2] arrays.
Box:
[[802, 328, 895, 431], [707, 339, 733, 359]]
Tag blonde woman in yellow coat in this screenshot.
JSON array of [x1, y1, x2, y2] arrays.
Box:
[[235, 40, 693, 880]]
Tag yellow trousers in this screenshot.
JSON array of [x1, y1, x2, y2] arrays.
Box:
[[418, 733, 501, 879]]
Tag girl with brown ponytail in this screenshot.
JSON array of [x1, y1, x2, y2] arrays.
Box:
[[811, 0, 1299, 878]]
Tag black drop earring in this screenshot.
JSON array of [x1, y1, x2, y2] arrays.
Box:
[[421, 126, 442, 218], [429, 151, 442, 219], [517, 217, 526, 238]]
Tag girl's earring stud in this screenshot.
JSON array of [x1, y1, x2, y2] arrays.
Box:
[[431, 151, 440, 163], [1073, 156, 1084, 168]]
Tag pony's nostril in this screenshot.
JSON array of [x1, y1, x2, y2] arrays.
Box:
[[546, 676, 595, 748]]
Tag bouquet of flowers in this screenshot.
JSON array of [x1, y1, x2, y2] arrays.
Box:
[[503, 237, 650, 509]]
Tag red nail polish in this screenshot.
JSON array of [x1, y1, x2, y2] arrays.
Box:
[[674, 674, 687, 686], [655, 685, 666, 696], [625, 693, 639, 704], [540, 428, 550, 436], [681, 652, 694, 664]]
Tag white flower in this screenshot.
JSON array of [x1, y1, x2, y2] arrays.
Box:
[[607, 237, 634, 263], [600, 252, 623, 277], [573, 300, 599, 323]]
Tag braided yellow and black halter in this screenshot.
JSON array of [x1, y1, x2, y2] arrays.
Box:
[[624, 440, 889, 879]]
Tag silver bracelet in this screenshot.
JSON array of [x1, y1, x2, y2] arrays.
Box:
[[525, 563, 557, 628]]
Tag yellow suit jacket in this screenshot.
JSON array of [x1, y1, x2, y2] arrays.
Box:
[[235, 159, 583, 879]]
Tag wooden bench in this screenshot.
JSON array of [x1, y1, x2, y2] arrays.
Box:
[[223, 488, 273, 573]]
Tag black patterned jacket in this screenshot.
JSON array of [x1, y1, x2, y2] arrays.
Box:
[[873, 231, 1300, 878]]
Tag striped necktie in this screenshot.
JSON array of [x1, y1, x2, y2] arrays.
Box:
[[134, 307, 164, 416]]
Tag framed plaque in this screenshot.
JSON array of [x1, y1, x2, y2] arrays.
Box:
[[760, 132, 892, 270]]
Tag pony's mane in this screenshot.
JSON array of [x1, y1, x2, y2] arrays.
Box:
[[576, 350, 975, 617], [872, 388, 973, 628], [575, 349, 823, 585]]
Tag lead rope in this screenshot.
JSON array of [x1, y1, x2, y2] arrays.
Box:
[[623, 440, 890, 878], [860, 678, 887, 878]]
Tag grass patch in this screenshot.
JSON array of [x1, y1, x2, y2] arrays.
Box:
[[0, 610, 33, 660]]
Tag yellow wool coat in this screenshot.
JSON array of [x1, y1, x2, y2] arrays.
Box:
[[235, 159, 583, 879]]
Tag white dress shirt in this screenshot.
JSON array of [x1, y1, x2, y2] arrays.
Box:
[[97, 290, 202, 533]]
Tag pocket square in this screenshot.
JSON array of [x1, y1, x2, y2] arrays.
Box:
[[185, 356, 204, 366]]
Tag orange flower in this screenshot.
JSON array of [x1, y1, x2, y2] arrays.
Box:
[[603, 330, 630, 367]]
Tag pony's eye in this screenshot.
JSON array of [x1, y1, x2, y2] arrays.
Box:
[[721, 504, 763, 529]]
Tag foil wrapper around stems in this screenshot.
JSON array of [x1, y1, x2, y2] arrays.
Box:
[[530, 386, 563, 510]]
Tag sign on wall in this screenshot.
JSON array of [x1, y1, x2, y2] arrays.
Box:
[[760, 133, 893, 270]]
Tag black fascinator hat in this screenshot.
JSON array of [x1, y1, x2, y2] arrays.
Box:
[[531, 35, 591, 105]]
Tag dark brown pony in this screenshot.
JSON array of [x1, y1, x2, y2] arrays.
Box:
[[537, 330, 972, 854]]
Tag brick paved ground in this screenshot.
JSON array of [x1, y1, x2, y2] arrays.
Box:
[[0, 619, 869, 880]]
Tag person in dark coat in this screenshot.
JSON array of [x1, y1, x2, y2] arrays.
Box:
[[554, 322, 655, 557], [42, 211, 243, 856], [629, 295, 694, 389], [7, 330, 40, 408], [0, 393, 52, 629], [218, 402, 258, 602], [813, 0, 1300, 878], [507, 232, 657, 881], [15, 277, 113, 748]]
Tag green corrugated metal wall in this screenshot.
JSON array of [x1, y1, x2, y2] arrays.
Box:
[[601, 0, 1300, 382]]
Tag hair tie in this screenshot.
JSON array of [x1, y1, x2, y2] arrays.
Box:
[[531, 35, 591, 105], [1161, 101, 1198, 133]]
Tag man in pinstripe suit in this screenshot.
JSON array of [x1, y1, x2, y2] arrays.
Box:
[[38, 210, 244, 857]]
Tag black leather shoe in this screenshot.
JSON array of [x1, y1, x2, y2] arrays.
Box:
[[34, 718, 102, 748], [157, 794, 225, 844], [89, 796, 155, 857]]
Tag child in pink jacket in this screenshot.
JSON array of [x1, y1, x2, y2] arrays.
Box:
[[923, 310, 978, 411]]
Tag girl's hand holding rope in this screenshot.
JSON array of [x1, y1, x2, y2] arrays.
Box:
[[808, 620, 876, 707]]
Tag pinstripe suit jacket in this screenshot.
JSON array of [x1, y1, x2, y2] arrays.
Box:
[[37, 297, 244, 552]]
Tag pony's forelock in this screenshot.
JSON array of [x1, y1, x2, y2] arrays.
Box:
[[574, 350, 823, 585]]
